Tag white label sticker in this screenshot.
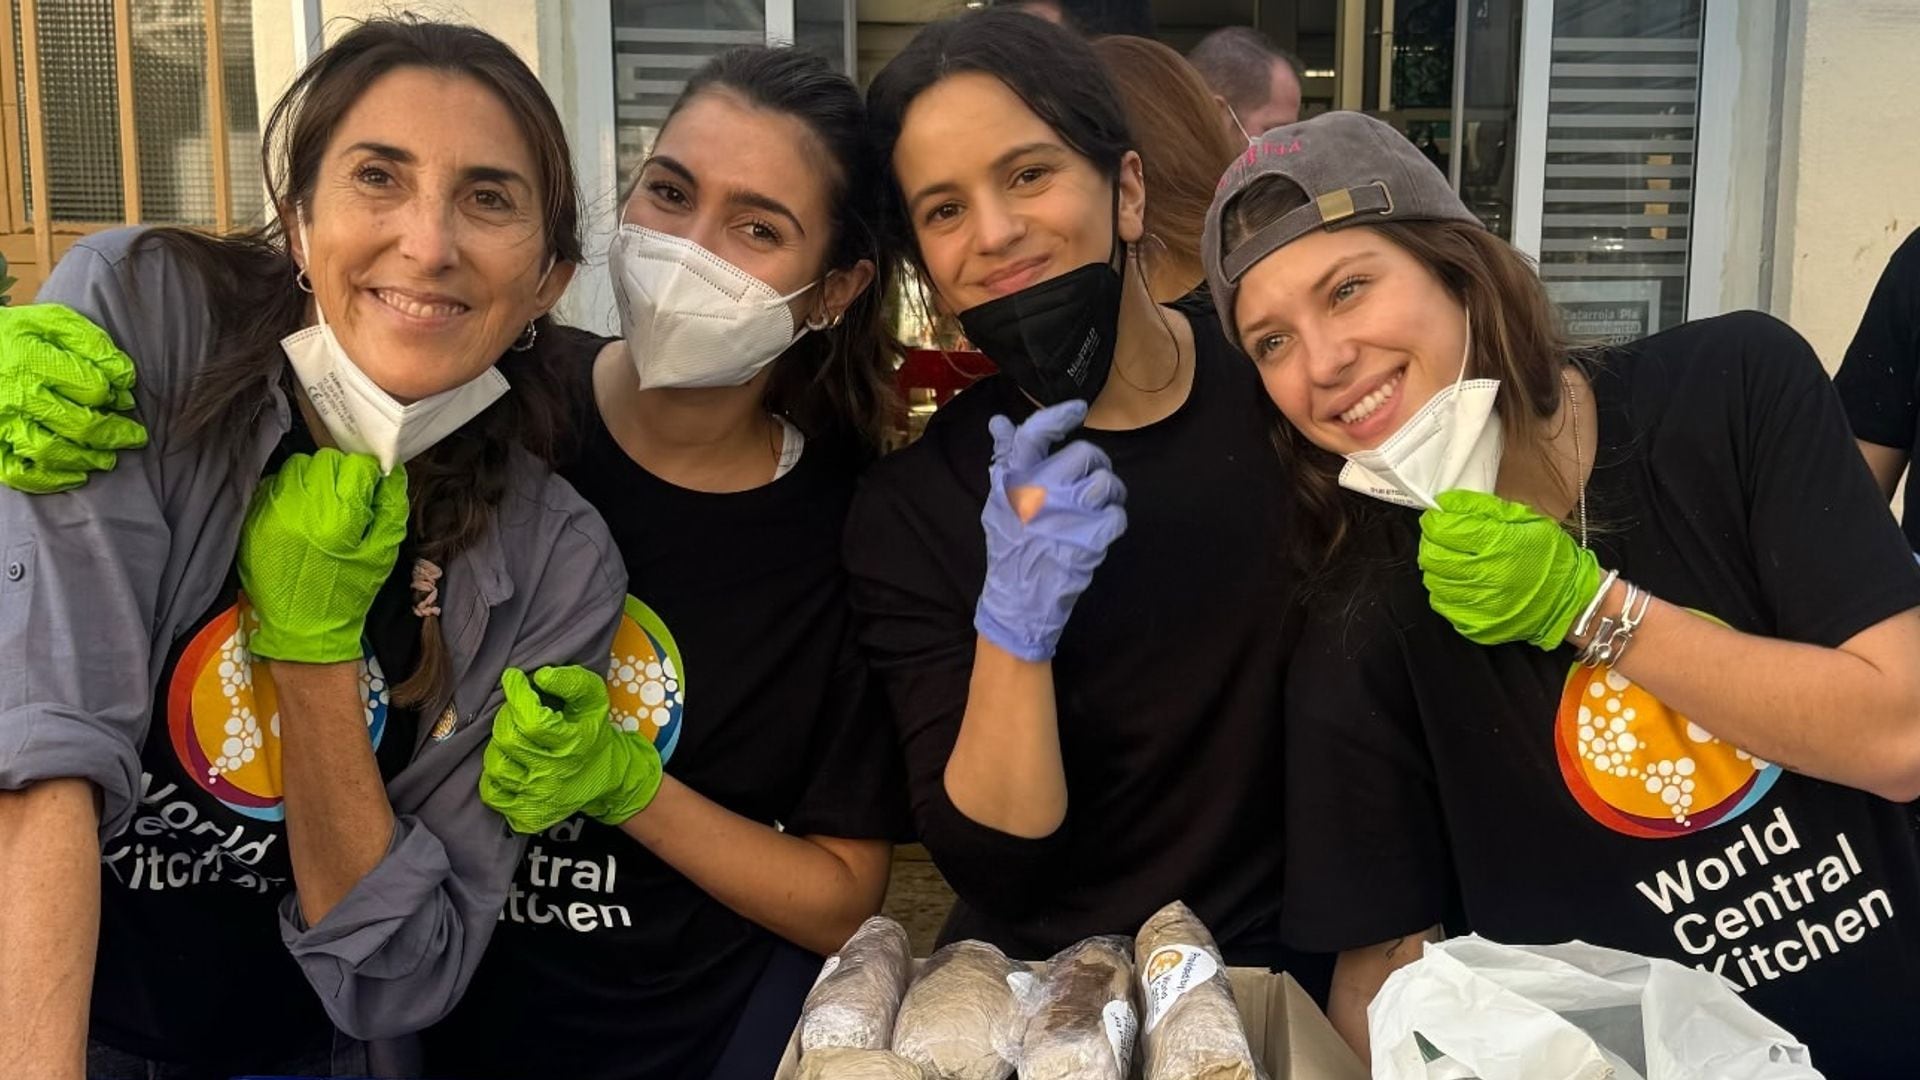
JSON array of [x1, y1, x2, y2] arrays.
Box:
[[1102, 999, 1137, 1072], [1141, 945, 1220, 1033]]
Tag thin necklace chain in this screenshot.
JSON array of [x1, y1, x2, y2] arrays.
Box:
[[1564, 367, 1589, 549]]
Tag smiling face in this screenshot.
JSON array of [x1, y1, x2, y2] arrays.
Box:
[[291, 67, 570, 403], [1231, 224, 1468, 454], [891, 71, 1142, 316]]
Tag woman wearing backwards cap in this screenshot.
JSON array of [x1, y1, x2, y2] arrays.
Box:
[[1203, 110, 1920, 1075]]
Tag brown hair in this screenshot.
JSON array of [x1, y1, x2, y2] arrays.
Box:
[[139, 15, 585, 714], [1222, 175, 1568, 577], [1092, 35, 1242, 301], [660, 46, 897, 451]]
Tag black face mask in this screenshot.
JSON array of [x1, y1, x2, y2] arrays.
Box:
[[957, 205, 1125, 407]]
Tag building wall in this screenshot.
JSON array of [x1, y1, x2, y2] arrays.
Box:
[[1771, 0, 1920, 371]]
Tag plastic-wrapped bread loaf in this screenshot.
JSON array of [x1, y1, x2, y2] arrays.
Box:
[[794, 1048, 930, 1079], [890, 940, 1019, 1080], [1014, 935, 1138, 1080], [799, 916, 915, 1053], [1135, 901, 1260, 1080]]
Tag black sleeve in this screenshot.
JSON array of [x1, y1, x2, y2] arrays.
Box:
[[1731, 312, 1920, 646], [781, 621, 914, 842], [1282, 592, 1453, 953], [1834, 230, 1920, 450], [842, 466, 1068, 920]]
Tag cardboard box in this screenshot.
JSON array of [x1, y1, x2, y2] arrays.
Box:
[[774, 965, 1367, 1080]]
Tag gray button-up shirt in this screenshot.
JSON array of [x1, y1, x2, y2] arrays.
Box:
[[0, 227, 626, 1040]]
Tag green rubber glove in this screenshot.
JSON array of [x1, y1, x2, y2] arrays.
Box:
[[1417, 488, 1602, 649], [238, 448, 408, 663], [480, 665, 664, 834], [0, 303, 149, 493]]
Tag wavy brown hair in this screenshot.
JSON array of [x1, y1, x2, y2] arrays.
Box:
[[1222, 175, 1569, 578], [138, 15, 585, 714], [1092, 35, 1242, 301]]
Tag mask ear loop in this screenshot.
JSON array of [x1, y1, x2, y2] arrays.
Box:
[[1409, 306, 1477, 509]]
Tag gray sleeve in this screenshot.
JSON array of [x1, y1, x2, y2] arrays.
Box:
[[277, 472, 626, 1039], [0, 232, 208, 838]]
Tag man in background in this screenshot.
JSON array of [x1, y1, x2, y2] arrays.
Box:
[[1188, 26, 1303, 142]]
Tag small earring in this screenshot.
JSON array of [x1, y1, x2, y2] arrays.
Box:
[[294, 266, 313, 294], [510, 320, 538, 352], [806, 311, 832, 332]]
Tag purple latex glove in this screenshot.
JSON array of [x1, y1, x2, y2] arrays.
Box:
[[974, 399, 1129, 661]]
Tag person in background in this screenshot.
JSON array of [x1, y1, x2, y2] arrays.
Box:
[[0, 17, 624, 1079], [1834, 227, 1920, 552], [1188, 26, 1304, 143], [848, 8, 1320, 992], [1092, 35, 1244, 304], [1205, 112, 1920, 1077]]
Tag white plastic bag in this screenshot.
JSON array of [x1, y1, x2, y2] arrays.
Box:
[[1369, 936, 1823, 1080]]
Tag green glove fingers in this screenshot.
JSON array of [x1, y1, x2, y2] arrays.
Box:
[[1418, 489, 1602, 650], [479, 665, 665, 833], [0, 304, 148, 493], [0, 443, 90, 494], [239, 448, 409, 663]]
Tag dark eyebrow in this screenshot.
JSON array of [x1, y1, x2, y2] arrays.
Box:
[[344, 141, 530, 190], [642, 154, 805, 239], [905, 140, 1069, 213]]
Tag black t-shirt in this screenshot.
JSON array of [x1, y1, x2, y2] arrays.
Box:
[[1835, 227, 1920, 549], [1284, 312, 1920, 1079], [844, 300, 1300, 967], [92, 409, 423, 1067], [424, 333, 909, 1080]]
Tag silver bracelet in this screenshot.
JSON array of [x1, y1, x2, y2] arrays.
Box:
[[1572, 569, 1620, 640], [1579, 614, 1618, 666], [1607, 585, 1656, 666]]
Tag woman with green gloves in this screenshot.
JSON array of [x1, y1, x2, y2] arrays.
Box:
[[421, 47, 908, 1080], [0, 18, 624, 1079], [1201, 111, 1920, 1076]]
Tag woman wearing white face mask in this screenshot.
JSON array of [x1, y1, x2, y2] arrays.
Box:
[[0, 17, 627, 1080], [415, 47, 910, 1080], [1202, 112, 1920, 1076]]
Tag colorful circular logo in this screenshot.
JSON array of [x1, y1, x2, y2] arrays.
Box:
[[166, 598, 388, 821], [607, 595, 685, 763], [1555, 663, 1779, 838]]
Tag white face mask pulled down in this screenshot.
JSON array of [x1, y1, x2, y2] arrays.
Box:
[[1337, 310, 1504, 510], [607, 223, 818, 390], [279, 220, 546, 473]]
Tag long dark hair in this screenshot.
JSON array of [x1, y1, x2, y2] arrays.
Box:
[[137, 15, 585, 712], [865, 8, 1133, 293], [658, 47, 897, 451], [1222, 175, 1569, 580]]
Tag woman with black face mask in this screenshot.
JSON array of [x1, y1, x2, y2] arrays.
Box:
[[847, 8, 1322, 984]]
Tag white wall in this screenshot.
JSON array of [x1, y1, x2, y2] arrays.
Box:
[[1771, 0, 1920, 372]]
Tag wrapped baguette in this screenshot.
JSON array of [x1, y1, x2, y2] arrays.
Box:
[[1135, 901, 1260, 1080], [800, 916, 914, 1053], [795, 1048, 929, 1079], [1014, 935, 1138, 1080], [891, 940, 1019, 1080]]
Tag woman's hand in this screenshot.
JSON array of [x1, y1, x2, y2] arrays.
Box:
[[480, 666, 663, 834], [1417, 489, 1602, 649], [238, 448, 408, 663], [974, 399, 1129, 661], [0, 303, 147, 493]]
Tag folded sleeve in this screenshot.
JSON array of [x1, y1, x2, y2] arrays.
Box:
[[0, 232, 208, 839]]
